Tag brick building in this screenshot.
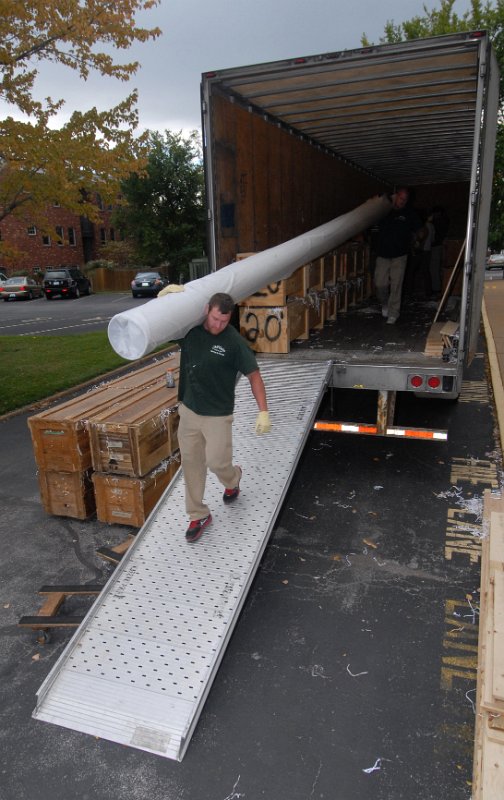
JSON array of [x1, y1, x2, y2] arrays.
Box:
[[0, 201, 117, 276]]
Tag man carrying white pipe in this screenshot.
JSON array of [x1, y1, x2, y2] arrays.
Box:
[[175, 291, 271, 543]]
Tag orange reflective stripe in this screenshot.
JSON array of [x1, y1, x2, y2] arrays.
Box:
[[314, 421, 448, 441]]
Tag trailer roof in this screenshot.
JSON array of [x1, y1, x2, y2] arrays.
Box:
[[203, 33, 492, 187]]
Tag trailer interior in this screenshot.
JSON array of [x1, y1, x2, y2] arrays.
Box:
[[202, 32, 498, 412]]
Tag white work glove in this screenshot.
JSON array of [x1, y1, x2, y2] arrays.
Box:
[[255, 411, 271, 435], [158, 284, 185, 297]]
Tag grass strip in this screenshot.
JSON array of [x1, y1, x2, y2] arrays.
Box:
[[0, 332, 129, 415]]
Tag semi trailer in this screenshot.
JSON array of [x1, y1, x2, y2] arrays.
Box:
[[200, 31, 499, 437]]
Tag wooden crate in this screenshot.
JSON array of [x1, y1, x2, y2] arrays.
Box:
[[238, 264, 307, 307], [323, 253, 337, 285], [92, 454, 180, 527], [305, 259, 324, 291], [89, 382, 180, 478], [38, 468, 95, 520], [239, 300, 308, 354], [325, 287, 338, 321], [28, 352, 180, 472], [306, 296, 326, 330]]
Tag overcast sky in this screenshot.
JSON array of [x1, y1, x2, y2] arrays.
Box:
[[5, 0, 475, 135]]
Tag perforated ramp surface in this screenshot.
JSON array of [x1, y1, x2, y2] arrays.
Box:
[[33, 359, 331, 760]]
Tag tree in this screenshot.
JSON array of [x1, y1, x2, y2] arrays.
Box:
[[362, 0, 504, 248], [0, 1, 161, 232], [114, 130, 206, 279]]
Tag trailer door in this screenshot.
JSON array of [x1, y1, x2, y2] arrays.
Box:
[[466, 42, 500, 364]]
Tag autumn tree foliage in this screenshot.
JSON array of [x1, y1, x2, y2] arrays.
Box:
[[0, 0, 160, 232], [113, 130, 206, 279]]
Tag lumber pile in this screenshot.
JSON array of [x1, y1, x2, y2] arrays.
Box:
[[472, 490, 504, 798], [28, 351, 181, 524], [238, 241, 370, 354]]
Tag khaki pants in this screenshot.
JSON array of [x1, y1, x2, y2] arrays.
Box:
[[374, 255, 408, 320], [178, 403, 241, 520]]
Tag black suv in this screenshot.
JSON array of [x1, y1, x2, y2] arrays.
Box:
[[43, 268, 91, 300]]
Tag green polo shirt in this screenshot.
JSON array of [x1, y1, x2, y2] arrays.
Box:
[[178, 324, 258, 416]]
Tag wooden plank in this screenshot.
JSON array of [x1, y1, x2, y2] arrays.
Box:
[[213, 94, 238, 267], [424, 322, 446, 356], [236, 104, 255, 252], [38, 585, 102, 595], [490, 511, 504, 571], [96, 534, 136, 564], [480, 725, 504, 797], [18, 615, 84, 628], [492, 571, 504, 701]]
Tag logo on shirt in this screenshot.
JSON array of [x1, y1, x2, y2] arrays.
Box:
[[211, 344, 226, 357]]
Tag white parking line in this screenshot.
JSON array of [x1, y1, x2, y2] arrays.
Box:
[[0, 318, 54, 332], [19, 319, 111, 335]]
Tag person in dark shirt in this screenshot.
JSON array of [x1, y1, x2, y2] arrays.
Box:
[[374, 188, 424, 324], [178, 292, 271, 543]]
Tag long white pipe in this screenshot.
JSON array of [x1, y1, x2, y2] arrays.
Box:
[[108, 195, 391, 360]]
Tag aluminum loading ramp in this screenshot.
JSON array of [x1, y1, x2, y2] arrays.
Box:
[[33, 359, 331, 761]]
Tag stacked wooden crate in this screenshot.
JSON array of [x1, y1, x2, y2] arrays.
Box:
[[89, 372, 180, 528], [28, 352, 180, 524], [238, 241, 370, 354], [473, 490, 504, 798]]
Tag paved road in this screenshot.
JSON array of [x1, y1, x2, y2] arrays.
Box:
[[0, 292, 147, 336], [0, 335, 497, 800]]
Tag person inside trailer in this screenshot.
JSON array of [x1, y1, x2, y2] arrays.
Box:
[[374, 187, 424, 324]]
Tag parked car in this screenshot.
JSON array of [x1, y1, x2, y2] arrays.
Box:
[[0, 276, 44, 301], [0, 272, 7, 286], [486, 252, 504, 269], [131, 271, 169, 298], [43, 267, 91, 300]]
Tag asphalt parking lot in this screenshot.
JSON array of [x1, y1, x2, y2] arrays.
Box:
[[0, 291, 142, 337], [0, 327, 500, 799]]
